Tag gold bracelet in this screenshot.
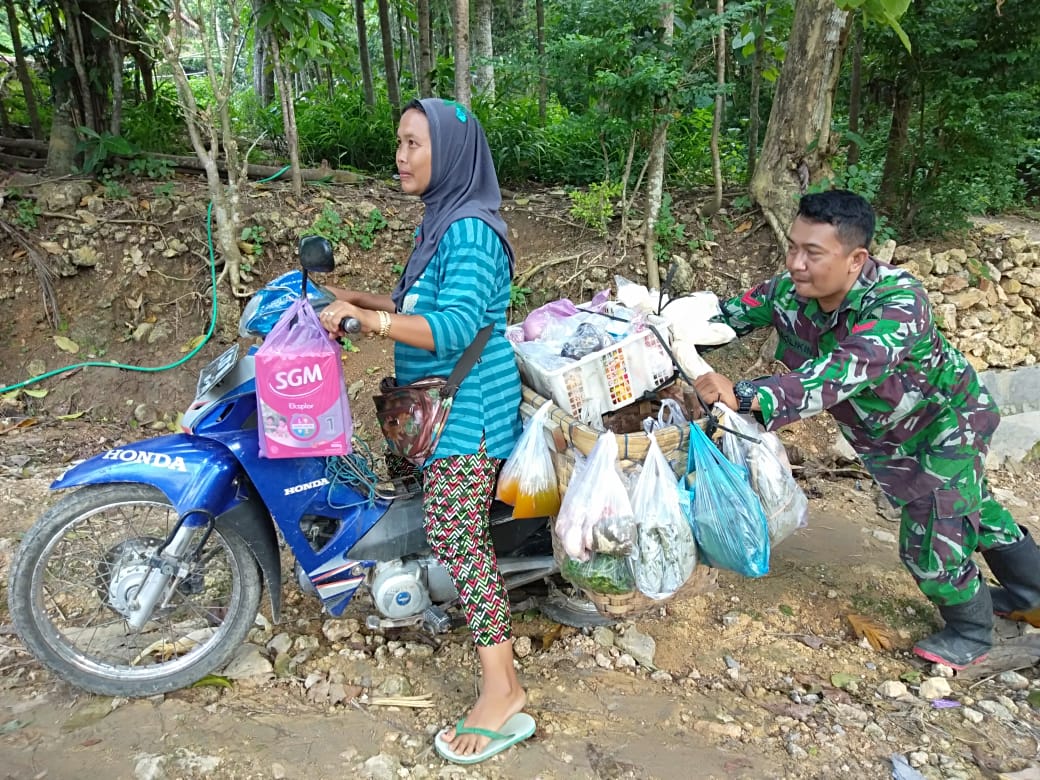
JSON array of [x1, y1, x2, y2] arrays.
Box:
[[378, 310, 392, 338]]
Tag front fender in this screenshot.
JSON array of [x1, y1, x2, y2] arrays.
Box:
[[55, 435, 284, 623], [53, 434, 243, 518]]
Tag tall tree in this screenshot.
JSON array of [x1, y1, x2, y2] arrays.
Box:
[[453, 0, 471, 106], [417, 0, 434, 96], [642, 0, 675, 291], [376, 0, 401, 119], [750, 0, 853, 242], [160, 0, 250, 297], [473, 0, 494, 98], [536, 0, 546, 122], [708, 0, 726, 215], [251, 0, 275, 105], [5, 0, 43, 138], [355, 0, 376, 106]]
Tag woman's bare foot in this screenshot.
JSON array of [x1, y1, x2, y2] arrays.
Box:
[[441, 640, 527, 757]]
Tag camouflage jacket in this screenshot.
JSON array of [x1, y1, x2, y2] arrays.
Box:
[[716, 258, 1000, 505]]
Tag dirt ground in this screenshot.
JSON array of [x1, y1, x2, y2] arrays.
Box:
[[1, 176, 1039, 780]]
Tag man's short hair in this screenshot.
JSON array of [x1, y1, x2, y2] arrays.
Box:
[[796, 190, 875, 251]]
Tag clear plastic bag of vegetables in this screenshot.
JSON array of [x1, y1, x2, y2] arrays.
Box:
[[554, 433, 636, 561], [560, 553, 635, 595], [628, 435, 698, 599]]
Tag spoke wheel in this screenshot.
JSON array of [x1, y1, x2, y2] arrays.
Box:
[[8, 484, 262, 696]]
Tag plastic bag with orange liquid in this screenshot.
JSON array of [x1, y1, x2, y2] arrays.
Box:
[[496, 402, 561, 519]]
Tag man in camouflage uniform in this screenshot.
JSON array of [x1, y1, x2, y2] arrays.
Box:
[[694, 189, 1040, 669]]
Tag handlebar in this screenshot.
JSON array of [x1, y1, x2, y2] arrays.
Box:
[[340, 317, 361, 334]]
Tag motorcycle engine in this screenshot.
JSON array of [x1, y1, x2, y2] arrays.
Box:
[[371, 560, 433, 619]]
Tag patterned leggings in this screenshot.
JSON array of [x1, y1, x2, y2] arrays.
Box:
[[392, 446, 512, 647]]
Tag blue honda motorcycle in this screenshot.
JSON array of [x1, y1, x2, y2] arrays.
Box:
[[7, 237, 556, 697]]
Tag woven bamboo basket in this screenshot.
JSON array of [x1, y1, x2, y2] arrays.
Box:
[[521, 384, 719, 619]]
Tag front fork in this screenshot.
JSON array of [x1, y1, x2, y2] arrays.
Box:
[[125, 514, 211, 631]]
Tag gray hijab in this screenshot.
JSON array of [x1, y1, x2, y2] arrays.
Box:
[[390, 98, 515, 310]]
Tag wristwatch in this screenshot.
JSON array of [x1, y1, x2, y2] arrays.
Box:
[[734, 380, 757, 415]]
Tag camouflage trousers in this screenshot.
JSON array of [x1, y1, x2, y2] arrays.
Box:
[[899, 463, 1021, 606]]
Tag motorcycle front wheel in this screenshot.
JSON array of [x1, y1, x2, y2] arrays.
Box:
[[8, 484, 262, 697]]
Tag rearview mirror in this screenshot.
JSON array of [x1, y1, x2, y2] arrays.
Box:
[[299, 236, 335, 273]]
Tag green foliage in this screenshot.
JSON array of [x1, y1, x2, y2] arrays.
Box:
[[653, 193, 686, 262], [568, 181, 622, 235], [127, 157, 174, 180], [292, 92, 396, 172], [240, 224, 266, 257], [76, 128, 135, 175], [122, 83, 189, 153], [14, 199, 40, 230], [153, 181, 176, 200], [101, 174, 131, 200], [301, 205, 387, 248], [509, 283, 533, 310]]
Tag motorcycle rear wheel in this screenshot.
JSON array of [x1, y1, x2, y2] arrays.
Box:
[[8, 484, 262, 696]]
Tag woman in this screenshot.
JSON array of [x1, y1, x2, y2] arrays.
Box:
[[319, 98, 531, 764]]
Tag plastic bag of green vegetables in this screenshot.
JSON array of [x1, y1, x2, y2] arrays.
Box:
[[561, 553, 635, 595], [628, 434, 697, 599]]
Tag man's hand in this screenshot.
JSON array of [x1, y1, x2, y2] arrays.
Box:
[[693, 372, 738, 412]]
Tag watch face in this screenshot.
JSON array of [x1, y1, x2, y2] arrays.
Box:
[[735, 380, 756, 399]]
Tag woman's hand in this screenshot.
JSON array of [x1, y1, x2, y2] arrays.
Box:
[[319, 300, 377, 335]]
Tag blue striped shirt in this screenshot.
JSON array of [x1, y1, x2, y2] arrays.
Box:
[[394, 218, 522, 462]]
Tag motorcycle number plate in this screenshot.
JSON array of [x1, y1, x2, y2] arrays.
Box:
[[196, 344, 240, 398]]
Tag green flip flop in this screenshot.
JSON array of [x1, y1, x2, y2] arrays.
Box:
[[433, 712, 536, 765]]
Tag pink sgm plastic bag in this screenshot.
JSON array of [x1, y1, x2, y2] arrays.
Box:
[[254, 298, 353, 459]]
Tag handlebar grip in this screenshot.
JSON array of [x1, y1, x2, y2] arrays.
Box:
[[339, 317, 361, 334]]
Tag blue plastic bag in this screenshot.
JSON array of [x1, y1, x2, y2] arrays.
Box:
[[239, 270, 336, 337], [679, 418, 770, 578]]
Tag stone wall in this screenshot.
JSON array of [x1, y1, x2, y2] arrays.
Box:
[[883, 225, 1040, 370]]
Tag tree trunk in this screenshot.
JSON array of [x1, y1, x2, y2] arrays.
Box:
[[417, 0, 433, 97], [642, 2, 675, 292], [877, 80, 912, 219], [453, 0, 471, 107], [746, 2, 766, 184], [251, 0, 274, 106], [354, 0, 376, 107], [749, 0, 852, 244], [4, 0, 43, 138], [536, 0, 546, 123], [847, 22, 863, 166], [108, 36, 123, 136], [708, 0, 726, 216], [45, 92, 79, 176], [473, 0, 494, 99], [61, 0, 99, 132], [162, 1, 249, 298], [376, 0, 401, 120], [271, 38, 303, 198]]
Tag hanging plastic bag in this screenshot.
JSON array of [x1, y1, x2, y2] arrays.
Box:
[[628, 436, 698, 599], [717, 407, 809, 547], [679, 419, 770, 578], [254, 297, 353, 459], [642, 398, 688, 435], [496, 402, 561, 518], [554, 433, 635, 561]]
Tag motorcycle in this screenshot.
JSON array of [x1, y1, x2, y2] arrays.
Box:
[[7, 237, 557, 697]]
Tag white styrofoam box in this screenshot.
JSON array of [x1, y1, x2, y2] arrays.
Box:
[[514, 318, 674, 420]]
